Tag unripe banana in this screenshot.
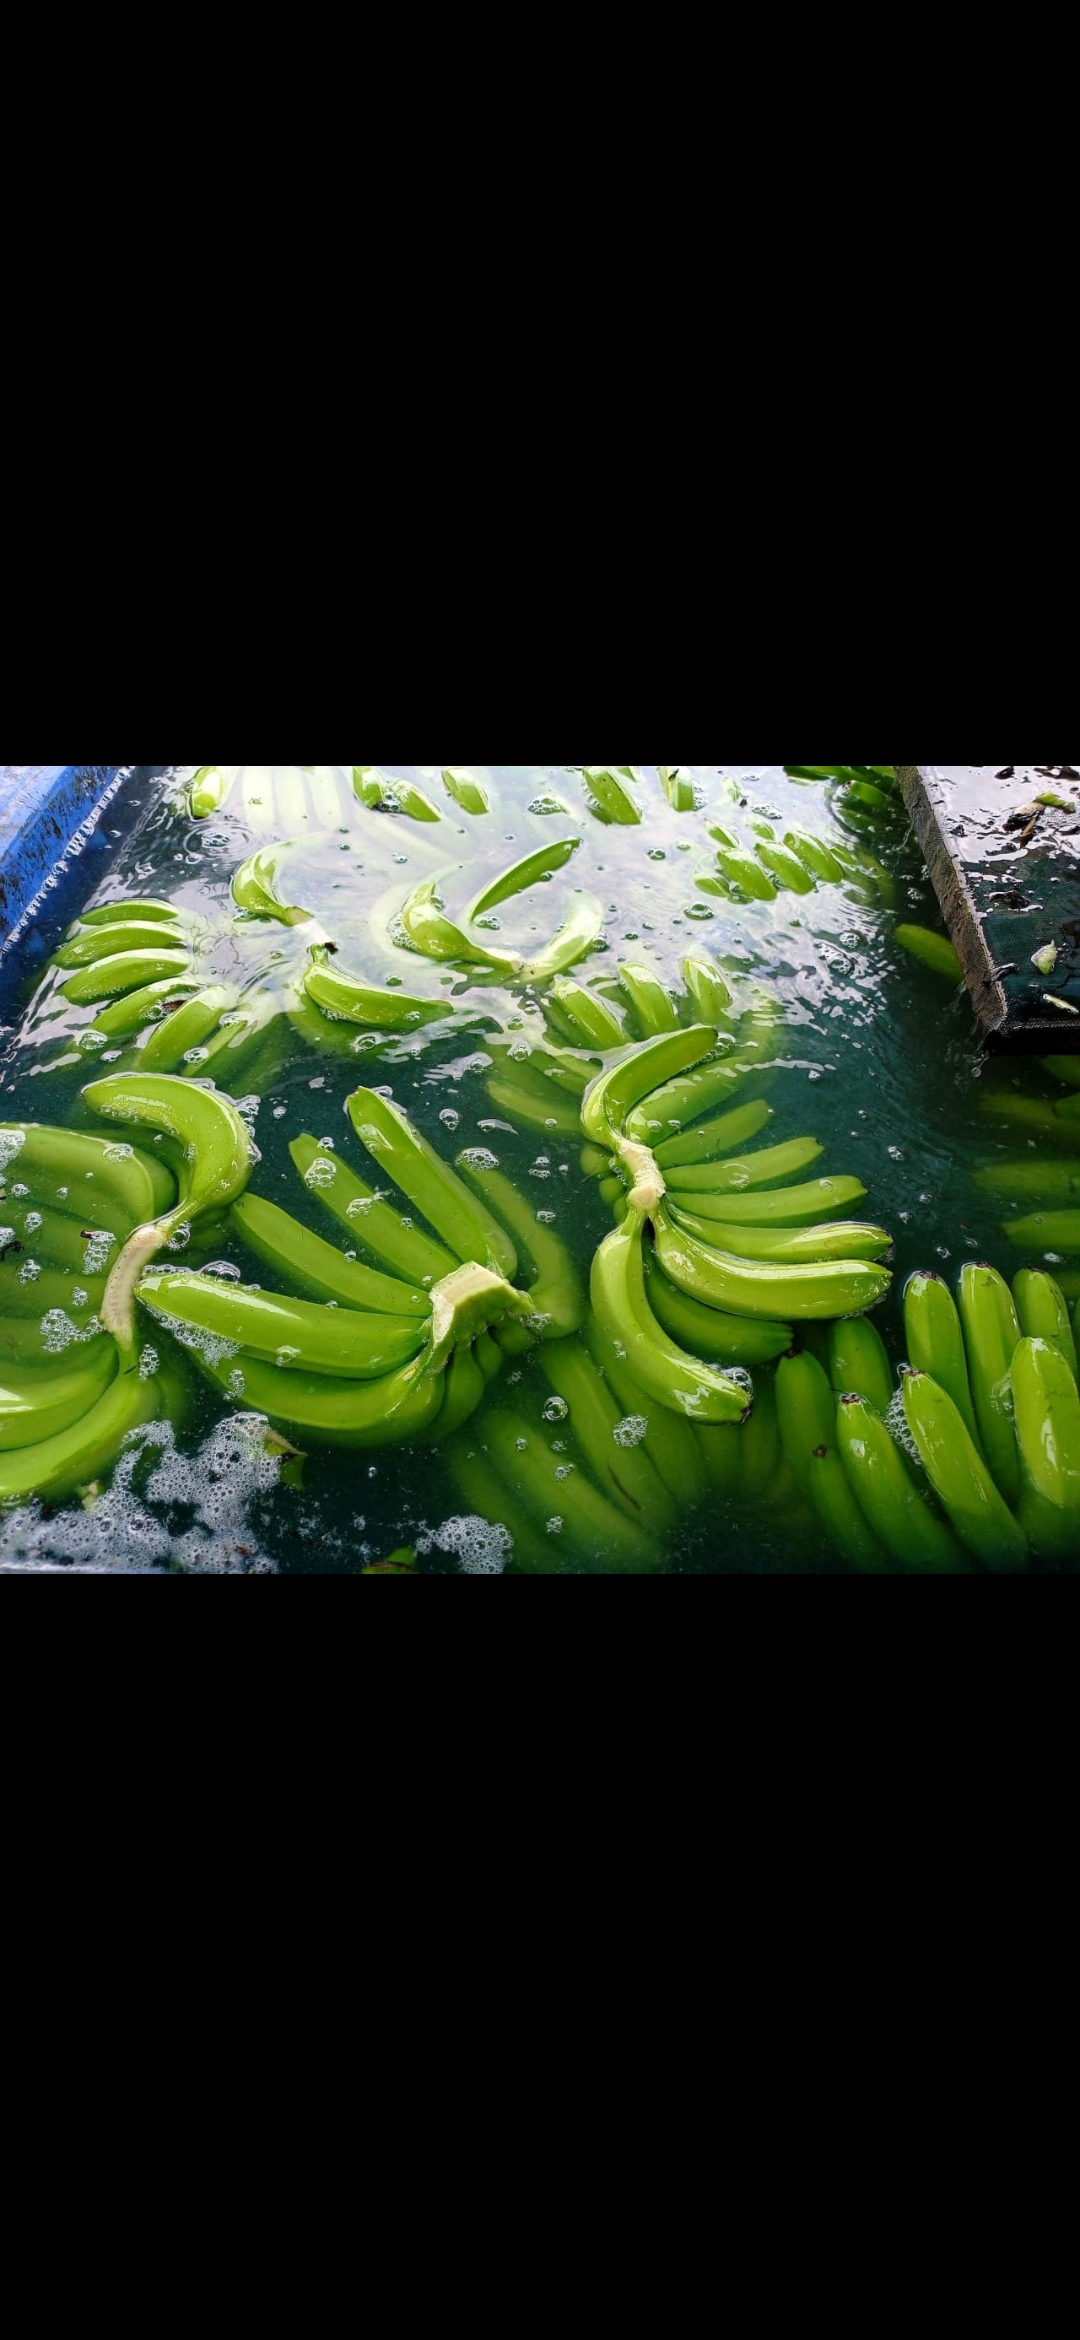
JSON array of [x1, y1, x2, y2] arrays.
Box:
[[582, 1027, 717, 1147], [664, 1174, 868, 1226], [398, 877, 520, 974], [782, 829, 846, 884], [835, 1395, 970, 1572], [290, 1134, 457, 1287], [665, 1136, 824, 1194], [80, 898, 184, 927], [901, 1370, 1028, 1571], [667, 1206, 892, 1265], [188, 765, 237, 819], [1003, 1211, 1080, 1252], [755, 840, 815, 894], [486, 1080, 583, 1140], [623, 1054, 741, 1146], [652, 1208, 891, 1322], [591, 1207, 750, 1423], [693, 1417, 744, 1499], [1012, 1270, 1078, 1383], [974, 1159, 1080, 1205], [0, 1265, 107, 1319], [474, 1330, 505, 1384], [454, 1152, 585, 1340], [550, 981, 626, 1051], [82, 1073, 256, 1349], [828, 1317, 893, 1415], [0, 1340, 118, 1453], [0, 1353, 162, 1507], [680, 955, 735, 1027], [0, 1125, 175, 1222], [579, 767, 642, 826], [201, 1341, 444, 1448], [443, 1435, 556, 1573], [776, 1351, 837, 1502], [1011, 1336, 1080, 1561], [581, 1312, 708, 1508], [482, 1408, 657, 1572], [618, 962, 679, 1038], [903, 1272, 981, 1449], [442, 767, 491, 815], [138, 1269, 429, 1379], [580, 1142, 613, 1180], [139, 985, 238, 1075], [348, 1088, 516, 1281], [654, 1098, 772, 1170], [229, 1193, 429, 1316], [466, 838, 581, 923], [956, 1263, 1022, 1507], [420, 1342, 486, 1442], [894, 925, 962, 981], [81, 975, 203, 1041], [62, 948, 192, 1006], [524, 901, 606, 984], [303, 953, 449, 1032], [715, 846, 777, 901], [537, 1336, 676, 1535], [55, 919, 187, 970], [643, 1250, 791, 1364], [808, 1443, 889, 1571]]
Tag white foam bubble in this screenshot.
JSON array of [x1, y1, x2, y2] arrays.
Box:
[[614, 1415, 648, 1448]]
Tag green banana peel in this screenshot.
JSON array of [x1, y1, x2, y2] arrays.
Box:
[[82, 1074, 256, 1349]]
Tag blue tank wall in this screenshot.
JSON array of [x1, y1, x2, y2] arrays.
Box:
[[0, 765, 121, 944]]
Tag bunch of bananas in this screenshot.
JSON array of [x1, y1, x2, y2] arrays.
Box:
[[128, 1086, 587, 1451], [773, 1263, 1080, 1571], [0, 1121, 184, 1505], [51, 899, 203, 1046]]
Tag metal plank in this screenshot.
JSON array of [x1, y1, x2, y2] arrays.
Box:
[[898, 763, 1080, 1052]]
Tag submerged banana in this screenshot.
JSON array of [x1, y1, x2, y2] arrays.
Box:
[[652, 1207, 890, 1322], [901, 1369, 1028, 1571], [81, 1073, 255, 1346], [591, 1206, 751, 1422], [347, 1088, 517, 1280], [1011, 1336, 1080, 1561], [835, 1394, 969, 1572]]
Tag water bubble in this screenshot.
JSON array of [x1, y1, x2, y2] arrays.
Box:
[[71, 1287, 89, 1308], [202, 1261, 242, 1280], [183, 1046, 210, 1066], [440, 1109, 461, 1133], [103, 1144, 135, 1163], [55, 1188, 69, 1200], [537, 1210, 557, 1224], [306, 1158, 337, 1190], [276, 1345, 301, 1368], [543, 1396, 569, 1423], [614, 1416, 648, 1448], [10, 1183, 29, 1199], [139, 1346, 159, 1381], [460, 1147, 499, 1172], [318, 1137, 336, 1151], [515, 1437, 528, 1452], [273, 1105, 287, 1119], [888, 1147, 904, 1161], [17, 1260, 40, 1283], [24, 1211, 42, 1235], [546, 1517, 565, 1535], [509, 1043, 531, 1063], [554, 1464, 575, 1482], [227, 1370, 247, 1399], [351, 1033, 382, 1053]]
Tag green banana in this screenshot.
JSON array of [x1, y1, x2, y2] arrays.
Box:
[[643, 1250, 791, 1364], [591, 1206, 751, 1423], [422, 1341, 486, 1441], [0, 1340, 118, 1452], [680, 955, 736, 1027], [693, 1416, 745, 1500], [660, 765, 696, 811], [666, 1136, 824, 1194], [618, 962, 679, 1037], [347, 1088, 516, 1280], [776, 1350, 836, 1502], [188, 765, 237, 818], [289, 1134, 458, 1286], [827, 1318, 893, 1414], [663, 1175, 867, 1226], [303, 952, 448, 1030], [549, 981, 626, 1050], [835, 1394, 970, 1572], [81, 898, 183, 927], [894, 925, 962, 982], [8, 1211, 117, 1278], [398, 878, 521, 974], [444, 1435, 556, 1573], [1003, 1211, 1080, 1252], [956, 1263, 1022, 1507], [782, 829, 846, 884], [654, 1098, 772, 1170], [581, 1026, 716, 1147], [353, 767, 441, 821], [652, 1207, 891, 1322], [1044, 1056, 1080, 1091], [807, 1442, 889, 1571], [1011, 1336, 1080, 1561], [536, 1336, 677, 1535], [80, 976, 204, 1041], [1012, 1269, 1078, 1383], [0, 1313, 111, 1366], [482, 1407, 656, 1571], [139, 985, 237, 1074], [62, 948, 193, 1006], [232, 846, 317, 928], [485, 1079, 583, 1139], [442, 767, 490, 815], [475, 1329, 505, 1384], [454, 1152, 585, 1339], [523, 900, 606, 983], [0, 1125, 175, 1221], [138, 1269, 428, 1378], [581, 1312, 707, 1507], [903, 1272, 981, 1448], [466, 838, 581, 922], [0, 1264, 107, 1319], [667, 1206, 891, 1265], [714, 846, 777, 901], [56, 919, 187, 970], [228, 1194, 430, 1316], [201, 1342, 444, 1448], [902, 1369, 1028, 1571], [580, 767, 642, 825], [974, 1160, 1080, 1205], [622, 1054, 741, 1146], [0, 1352, 162, 1507], [755, 840, 815, 895], [82, 1072, 256, 1347]]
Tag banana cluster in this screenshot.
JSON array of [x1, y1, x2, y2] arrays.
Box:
[[773, 1264, 1080, 1572], [132, 1086, 586, 1450], [52, 898, 203, 1045], [0, 1122, 185, 1505], [183, 766, 495, 830]]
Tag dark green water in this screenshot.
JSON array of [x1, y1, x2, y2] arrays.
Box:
[[1, 763, 1072, 1574]]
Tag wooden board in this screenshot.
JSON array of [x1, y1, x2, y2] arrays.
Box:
[[898, 763, 1080, 1053]]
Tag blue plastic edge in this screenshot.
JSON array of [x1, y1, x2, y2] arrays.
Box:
[[0, 765, 123, 950]]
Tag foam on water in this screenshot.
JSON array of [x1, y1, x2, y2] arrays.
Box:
[[0, 1414, 287, 1574], [416, 1514, 511, 1575]]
